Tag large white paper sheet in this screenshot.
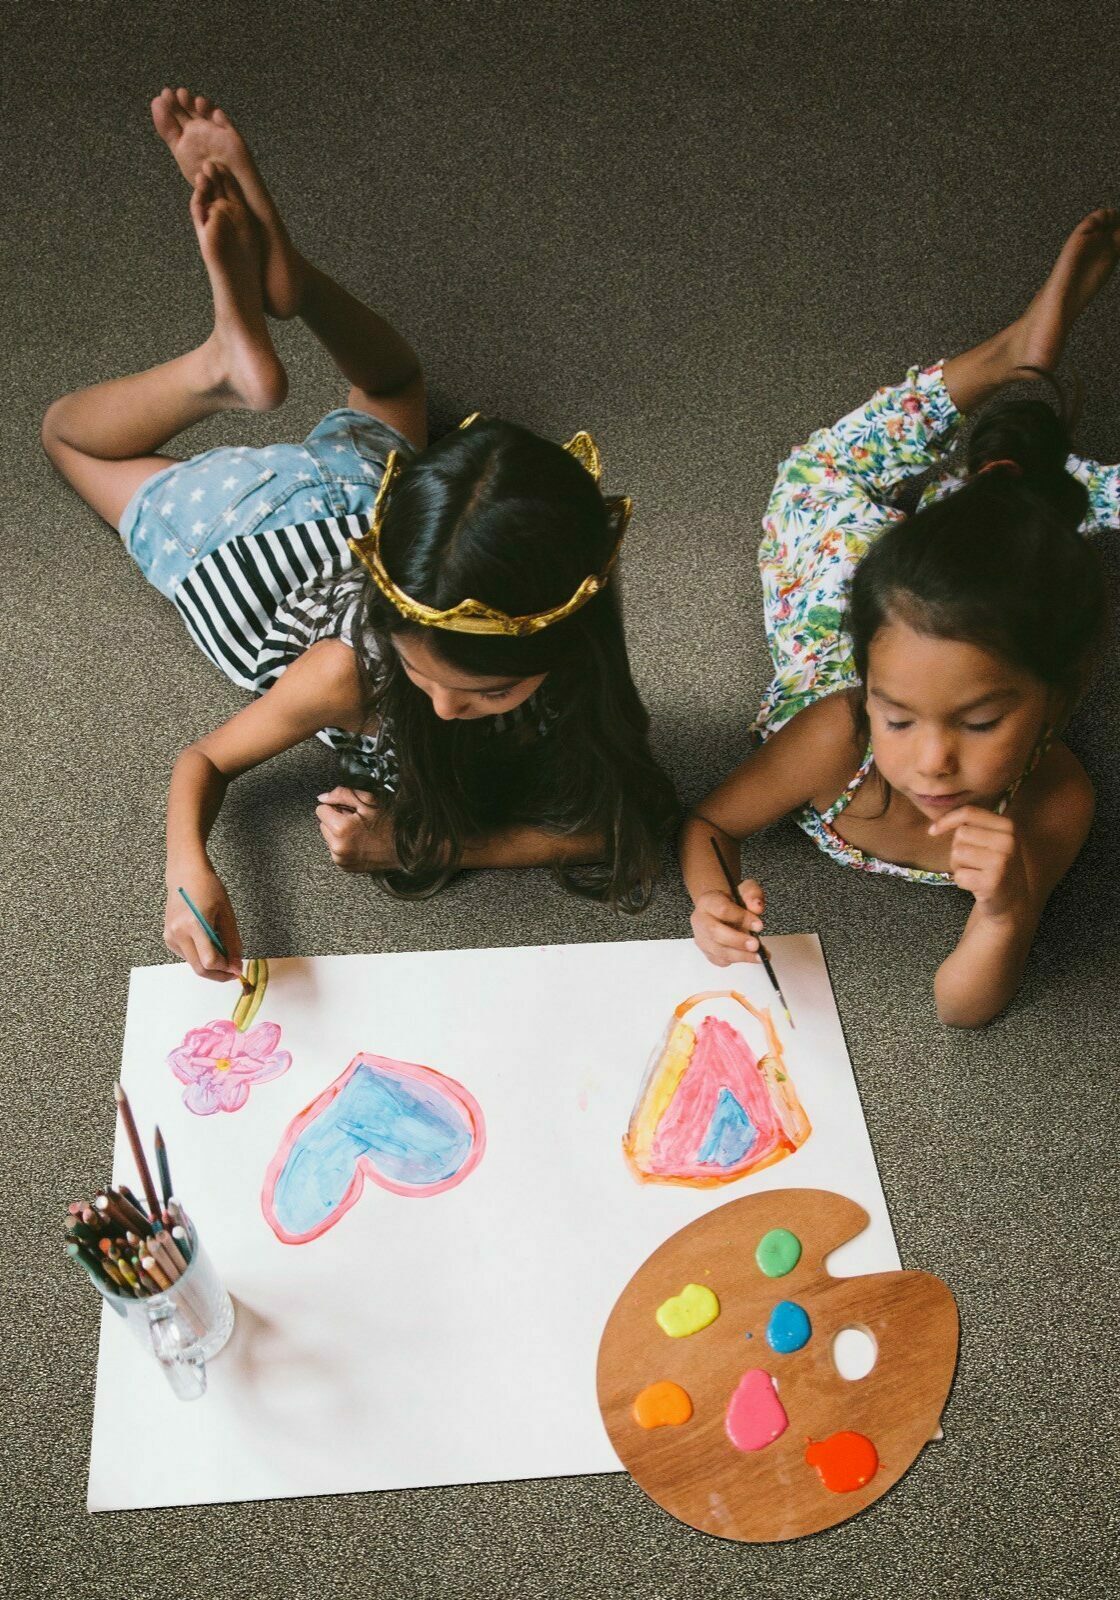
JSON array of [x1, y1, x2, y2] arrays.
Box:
[[88, 935, 898, 1512]]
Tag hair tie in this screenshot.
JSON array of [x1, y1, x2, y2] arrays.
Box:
[[976, 458, 1024, 478]]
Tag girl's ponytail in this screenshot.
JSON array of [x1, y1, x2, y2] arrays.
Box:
[[966, 384, 1089, 528]]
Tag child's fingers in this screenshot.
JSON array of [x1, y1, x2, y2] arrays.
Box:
[[316, 802, 353, 833], [317, 813, 345, 848], [949, 843, 1002, 876], [190, 927, 236, 981], [950, 864, 992, 898], [204, 159, 225, 201], [928, 803, 1007, 837], [695, 910, 761, 959], [710, 921, 761, 954], [738, 877, 766, 918], [948, 822, 1015, 858], [317, 787, 359, 814], [215, 908, 243, 971]]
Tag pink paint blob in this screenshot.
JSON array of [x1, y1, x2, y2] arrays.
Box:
[[724, 1368, 789, 1452]]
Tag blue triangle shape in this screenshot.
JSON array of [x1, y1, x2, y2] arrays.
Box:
[[697, 1086, 759, 1167]]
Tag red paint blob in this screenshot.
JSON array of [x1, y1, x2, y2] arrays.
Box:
[[804, 1430, 879, 1492]]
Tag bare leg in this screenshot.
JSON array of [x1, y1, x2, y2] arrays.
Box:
[[942, 207, 1120, 414], [42, 164, 287, 530], [152, 87, 426, 447], [152, 87, 305, 321]]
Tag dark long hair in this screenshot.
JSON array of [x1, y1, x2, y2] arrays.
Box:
[[846, 392, 1107, 772], [345, 419, 679, 910]]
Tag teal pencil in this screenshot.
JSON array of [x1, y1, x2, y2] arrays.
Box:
[[176, 888, 251, 988], [176, 887, 227, 955]]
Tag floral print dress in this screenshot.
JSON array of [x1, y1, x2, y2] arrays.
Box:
[[753, 362, 1120, 882]]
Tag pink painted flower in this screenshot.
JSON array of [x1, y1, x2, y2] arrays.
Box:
[[168, 1020, 291, 1116]]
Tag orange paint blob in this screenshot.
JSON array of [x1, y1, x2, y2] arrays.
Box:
[[805, 1430, 879, 1492], [633, 1380, 694, 1429]]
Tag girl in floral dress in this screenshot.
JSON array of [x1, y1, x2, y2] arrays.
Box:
[[682, 209, 1120, 1026]]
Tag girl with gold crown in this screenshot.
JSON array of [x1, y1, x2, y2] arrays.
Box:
[[680, 209, 1119, 1026], [42, 91, 677, 980]]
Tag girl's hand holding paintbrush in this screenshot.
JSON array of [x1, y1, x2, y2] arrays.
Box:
[[690, 872, 767, 967], [690, 834, 796, 1027], [163, 871, 246, 982]]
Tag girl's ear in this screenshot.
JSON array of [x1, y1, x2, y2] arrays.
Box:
[[1043, 683, 1074, 737]]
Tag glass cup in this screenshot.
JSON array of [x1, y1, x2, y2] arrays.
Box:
[[94, 1218, 235, 1400]]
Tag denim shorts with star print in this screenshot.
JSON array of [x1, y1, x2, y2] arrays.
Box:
[[117, 408, 408, 599]]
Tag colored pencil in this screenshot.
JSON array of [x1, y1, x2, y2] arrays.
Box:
[[151, 1230, 187, 1277], [154, 1127, 173, 1210], [67, 1220, 103, 1248], [112, 1252, 140, 1291], [98, 1256, 132, 1294], [113, 1186, 155, 1236], [95, 1189, 151, 1238], [65, 1105, 204, 1306], [65, 1241, 112, 1291], [141, 1255, 173, 1293], [176, 887, 252, 988], [119, 1184, 148, 1218], [708, 836, 795, 1029], [81, 1203, 110, 1234], [112, 1082, 162, 1221]]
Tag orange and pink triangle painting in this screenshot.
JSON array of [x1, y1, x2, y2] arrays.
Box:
[[623, 990, 811, 1186]]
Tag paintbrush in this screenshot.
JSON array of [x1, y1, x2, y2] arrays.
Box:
[[176, 887, 252, 989], [708, 836, 795, 1029]]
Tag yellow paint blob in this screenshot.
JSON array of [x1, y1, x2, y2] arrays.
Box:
[[633, 1380, 693, 1429], [655, 1282, 720, 1338]]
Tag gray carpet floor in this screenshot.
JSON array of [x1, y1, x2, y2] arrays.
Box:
[[3, 3, 1118, 1596]]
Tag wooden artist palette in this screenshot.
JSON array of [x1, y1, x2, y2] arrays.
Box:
[[597, 1189, 958, 1542]]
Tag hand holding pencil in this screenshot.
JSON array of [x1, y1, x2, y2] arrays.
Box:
[[164, 873, 246, 982]]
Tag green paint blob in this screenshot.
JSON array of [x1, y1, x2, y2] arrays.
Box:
[[755, 1227, 802, 1278]]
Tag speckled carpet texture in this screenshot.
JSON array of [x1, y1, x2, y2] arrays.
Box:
[[3, 3, 1117, 1596]]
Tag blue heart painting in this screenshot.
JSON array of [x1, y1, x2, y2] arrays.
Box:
[[261, 1052, 486, 1244]]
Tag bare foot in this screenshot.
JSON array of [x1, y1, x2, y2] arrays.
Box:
[[152, 86, 305, 319], [191, 163, 288, 412], [1010, 207, 1120, 373]]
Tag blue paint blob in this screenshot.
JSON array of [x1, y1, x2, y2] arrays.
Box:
[[766, 1300, 812, 1353], [697, 1087, 758, 1167], [272, 1064, 474, 1237]]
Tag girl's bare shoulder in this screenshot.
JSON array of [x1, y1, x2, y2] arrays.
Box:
[[297, 637, 366, 726], [1010, 741, 1095, 900], [1016, 739, 1095, 838], [780, 690, 868, 810]]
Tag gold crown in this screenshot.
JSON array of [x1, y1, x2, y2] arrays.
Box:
[[348, 417, 632, 636]]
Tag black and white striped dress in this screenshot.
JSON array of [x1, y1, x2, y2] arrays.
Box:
[[171, 510, 553, 791]]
